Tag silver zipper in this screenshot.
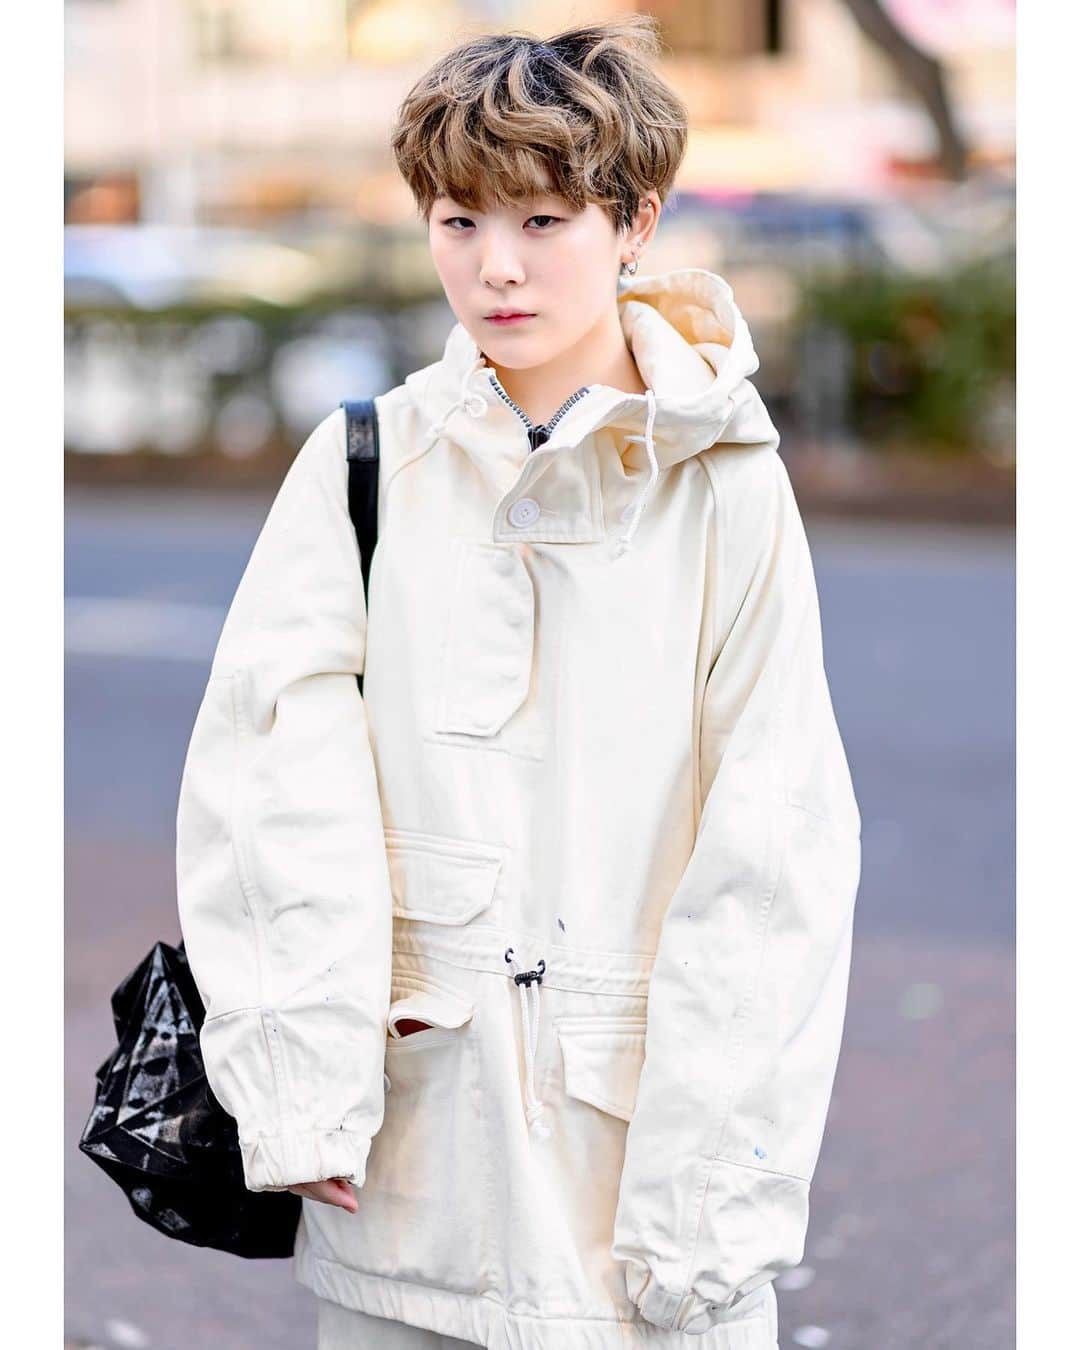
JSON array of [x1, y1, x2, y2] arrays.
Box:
[[488, 370, 590, 451]]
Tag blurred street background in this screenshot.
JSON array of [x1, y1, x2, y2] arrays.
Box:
[[64, 2, 1015, 1347]]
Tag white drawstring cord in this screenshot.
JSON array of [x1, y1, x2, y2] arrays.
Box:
[[424, 361, 488, 447], [611, 388, 659, 559], [504, 947, 551, 1139]]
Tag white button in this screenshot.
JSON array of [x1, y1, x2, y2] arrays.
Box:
[[508, 497, 540, 528]]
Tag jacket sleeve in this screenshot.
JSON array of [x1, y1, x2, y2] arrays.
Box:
[[610, 446, 862, 1333], [174, 406, 393, 1194]]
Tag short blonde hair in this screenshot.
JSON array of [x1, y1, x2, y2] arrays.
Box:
[[390, 15, 688, 235]]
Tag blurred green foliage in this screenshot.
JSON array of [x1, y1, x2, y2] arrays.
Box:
[[798, 254, 1015, 458]]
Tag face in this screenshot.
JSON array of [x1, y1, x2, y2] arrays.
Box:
[[427, 185, 646, 371]]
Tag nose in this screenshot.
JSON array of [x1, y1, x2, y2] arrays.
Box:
[[479, 231, 526, 290]]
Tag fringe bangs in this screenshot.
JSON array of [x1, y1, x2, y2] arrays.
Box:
[[391, 16, 689, 233]]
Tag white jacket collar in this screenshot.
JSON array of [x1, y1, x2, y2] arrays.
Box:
[[403, 267, 779, 556]]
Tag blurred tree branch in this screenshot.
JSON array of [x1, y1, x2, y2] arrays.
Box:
[[837, 0, 970, 179]]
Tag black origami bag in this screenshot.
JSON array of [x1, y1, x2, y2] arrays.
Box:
[[79, 398, 381, 1258]]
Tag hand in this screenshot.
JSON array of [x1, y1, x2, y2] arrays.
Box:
[[285, 1177, 358, 1213]]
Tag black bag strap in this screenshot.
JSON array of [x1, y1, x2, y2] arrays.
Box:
[[342, 398, 380, 600], [341, 397, 380, 695]]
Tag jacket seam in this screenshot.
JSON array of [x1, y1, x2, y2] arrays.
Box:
[[709, 695, 788, 1166], [698, 452, 729, 671], [673, 823, 787, 1317], [202, 1003, 262, 1026], [493, 530, 602, 543], [239, 1125, 372, 1145], [672, 452, 788, 1313], [227, 668, 292, 1141], [786, 794, 859, 839], [708, 1152, 811, 1185], [668, 1152, 714, 1327], [660, 459, 727, 1319], [691, 457, 721, 829], [706, 457, 788, 1164]]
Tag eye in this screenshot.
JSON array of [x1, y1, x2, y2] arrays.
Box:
[[440, 214, 560, 232]]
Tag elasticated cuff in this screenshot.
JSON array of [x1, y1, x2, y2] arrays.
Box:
[[623, 1259, 719, 1334], [239, 1127, 373, 1194]]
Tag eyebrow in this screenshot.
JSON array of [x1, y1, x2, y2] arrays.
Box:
[[436, 199, 561, 217]]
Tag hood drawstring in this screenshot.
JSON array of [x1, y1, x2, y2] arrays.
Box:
[[504, 946, 551, 1139], [611, 388, 659, 559], [424, 363, 488, 449]]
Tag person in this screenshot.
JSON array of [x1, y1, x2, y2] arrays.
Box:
[[174, 16, 861, 1350]]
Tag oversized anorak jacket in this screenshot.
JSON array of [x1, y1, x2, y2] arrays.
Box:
[[175, 267, 862, 1349]]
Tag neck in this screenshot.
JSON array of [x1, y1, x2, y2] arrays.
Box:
[[483, 303, 648, 426]]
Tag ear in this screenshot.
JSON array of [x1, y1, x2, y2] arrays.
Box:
[[620, 191, 661, 269]]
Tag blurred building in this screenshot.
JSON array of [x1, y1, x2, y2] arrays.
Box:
[[64, 0, 1014, 226]]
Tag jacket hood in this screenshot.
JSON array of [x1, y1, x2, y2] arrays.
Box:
[[403, 267, 780, 555]]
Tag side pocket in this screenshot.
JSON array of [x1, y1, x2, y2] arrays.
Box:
[[554, 1017, 648, 1123], [385, 983, 476, 1052], [349, 978, 488, 1288]]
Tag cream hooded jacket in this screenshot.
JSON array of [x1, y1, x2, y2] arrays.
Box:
[[175, 267, 861, 1349]]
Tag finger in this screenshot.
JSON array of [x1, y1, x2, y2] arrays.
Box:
[[328, 1178, 359, 1212]]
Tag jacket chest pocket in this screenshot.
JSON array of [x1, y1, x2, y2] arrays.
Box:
[[430, 540, 536, 742], [384, 826, 507, 925]]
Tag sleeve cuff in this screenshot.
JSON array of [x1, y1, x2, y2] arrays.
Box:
[[623, 1259, 720, 1334], [239, 1128, 373, 1194], [623, 1258, 775, 1336]]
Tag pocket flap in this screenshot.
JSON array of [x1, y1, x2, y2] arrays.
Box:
[[556, 1020, 647, 1123], [387, 987, 475, 1038], [384, 827, 506, 924]]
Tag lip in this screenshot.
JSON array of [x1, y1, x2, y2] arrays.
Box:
[[485, 312, 535, 325]]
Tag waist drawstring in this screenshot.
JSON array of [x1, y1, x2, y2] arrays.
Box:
[[504, 946, 551, 1139]]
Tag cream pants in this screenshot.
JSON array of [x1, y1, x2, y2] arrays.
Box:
[[314, 1296, 780, 1348], [316, 1297, 481, 1348]]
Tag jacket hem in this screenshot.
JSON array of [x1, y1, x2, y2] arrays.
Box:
[[294, 1234, 777, 1349]]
